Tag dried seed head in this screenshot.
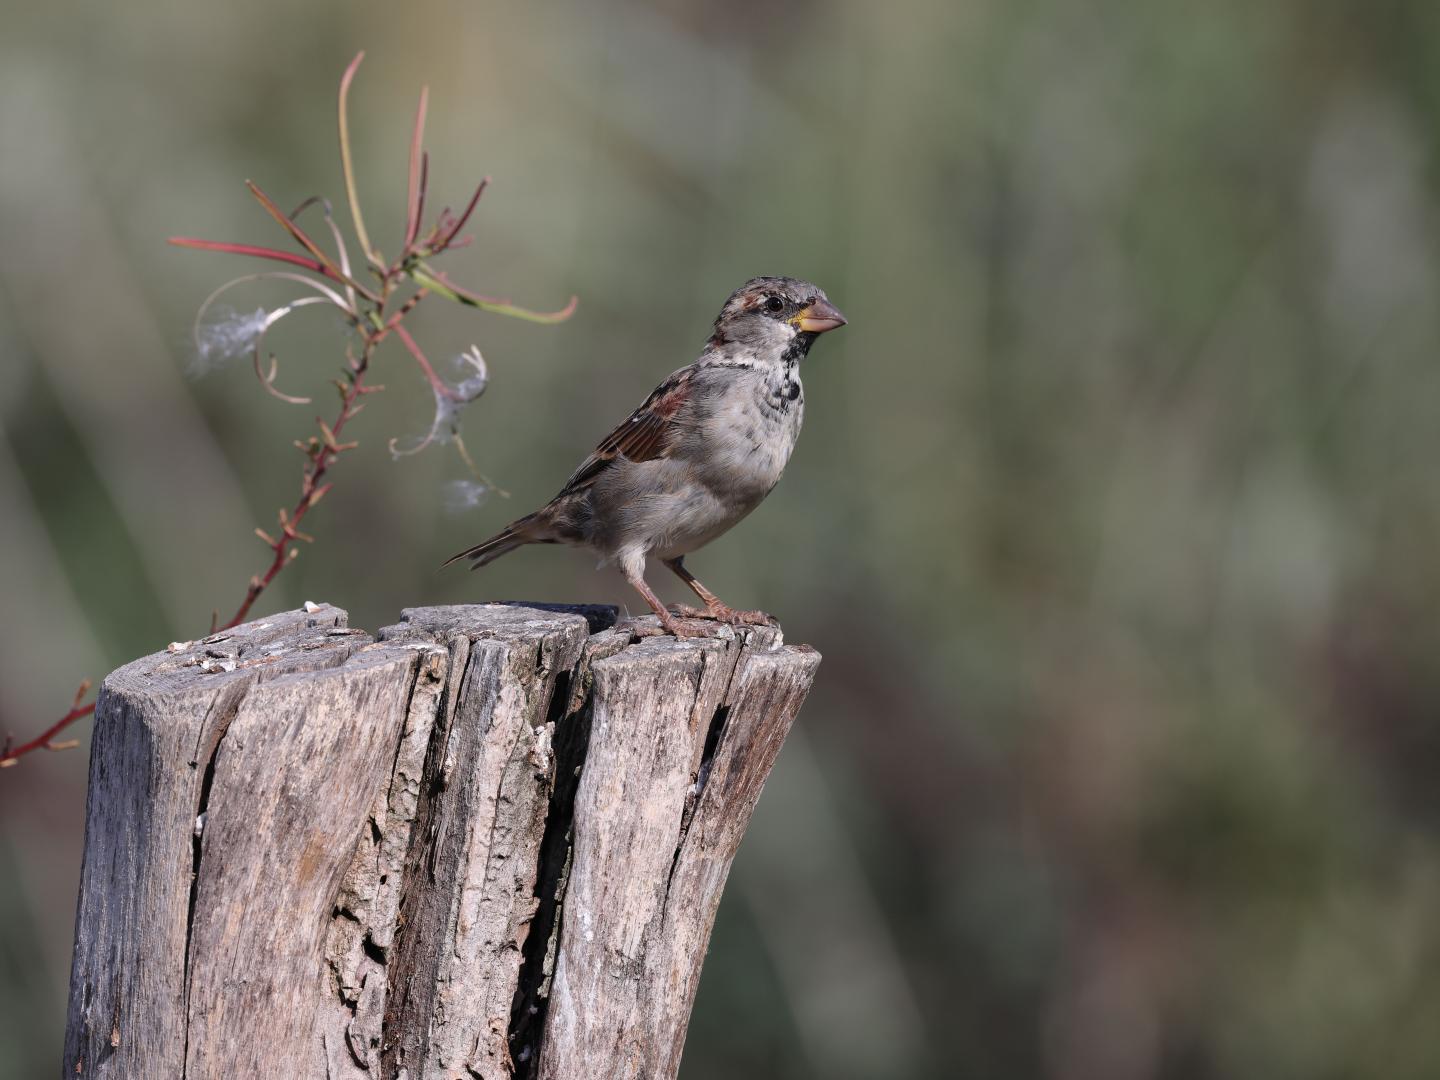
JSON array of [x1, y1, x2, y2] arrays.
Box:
[[192, 306, 269, 375]]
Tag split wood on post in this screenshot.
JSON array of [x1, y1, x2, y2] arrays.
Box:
[[62, 601, 819, 1079]]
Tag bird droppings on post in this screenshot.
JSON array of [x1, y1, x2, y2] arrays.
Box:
[[529, 724, 554, 774]]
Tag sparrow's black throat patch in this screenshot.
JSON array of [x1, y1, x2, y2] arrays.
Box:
[[781, 331, 818, 365]]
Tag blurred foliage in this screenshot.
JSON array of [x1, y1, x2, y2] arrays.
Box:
[[6, 0, 1440, 1077]]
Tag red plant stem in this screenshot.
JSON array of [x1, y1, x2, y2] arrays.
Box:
[[7, 302, 396, 763], [4, 332, 376, 757], [381, 290, 427, 335], [221, 276, 441, 629], [220, 332, 381, 631], [404, 88, 430, 250], [168, 237, 329, 275], [411, 153, 429, 249], [168, 236, 375, 301], [5, 57, 566, 770], [436, 177, 489, 250], [392, 321, 463, 402], [1, 695, 94, 767], [243, 181, 381, 304]]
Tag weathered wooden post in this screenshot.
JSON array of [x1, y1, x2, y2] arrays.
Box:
[[62, 602, 818, 1079]]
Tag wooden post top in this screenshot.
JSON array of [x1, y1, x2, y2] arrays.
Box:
[[65, 602, 819, 1080]]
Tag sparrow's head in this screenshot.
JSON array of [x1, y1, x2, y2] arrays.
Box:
[[708, 276, 847, 359]]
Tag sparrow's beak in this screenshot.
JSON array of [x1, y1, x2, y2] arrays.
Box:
[[795, 298, 848, 334]]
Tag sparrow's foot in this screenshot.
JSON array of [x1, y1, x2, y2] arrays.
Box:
[[621, 612, 707, 640], [672, 603, 776, 627]]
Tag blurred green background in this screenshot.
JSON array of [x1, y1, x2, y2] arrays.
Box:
[[6, 0, 1440, 1076]]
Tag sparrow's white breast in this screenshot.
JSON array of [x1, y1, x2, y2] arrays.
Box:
[[691, 364, 804, 509], [582, 362, 805, 562]]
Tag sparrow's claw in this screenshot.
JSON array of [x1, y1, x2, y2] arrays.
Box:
[[663, 617, 707, 640], [720, 607, 776, 627], [622, 612, 708, 640], [672, 603, 775, 627], [621, 619, 671, 639]]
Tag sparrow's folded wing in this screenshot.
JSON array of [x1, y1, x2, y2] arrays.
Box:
[[560, 367, 695, 493]]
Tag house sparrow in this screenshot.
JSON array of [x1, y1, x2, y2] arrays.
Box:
[[445, 276, 846, 638]]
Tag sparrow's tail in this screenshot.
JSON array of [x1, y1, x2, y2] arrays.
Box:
[[441, 510, 556, 570]]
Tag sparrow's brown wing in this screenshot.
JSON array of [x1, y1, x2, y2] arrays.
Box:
[[558, 366, 696, 494]]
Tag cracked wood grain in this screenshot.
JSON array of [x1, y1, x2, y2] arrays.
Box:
[[375, 605, 591, 1080], [537, 628, 821, 1080], [62, 603, 818, 1080]]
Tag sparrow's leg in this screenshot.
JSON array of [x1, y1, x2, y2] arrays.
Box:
[[619, 551, 699, 639], [662, 557, 775, 626]]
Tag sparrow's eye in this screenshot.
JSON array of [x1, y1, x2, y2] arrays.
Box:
[[764, 296, 785, 314]]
